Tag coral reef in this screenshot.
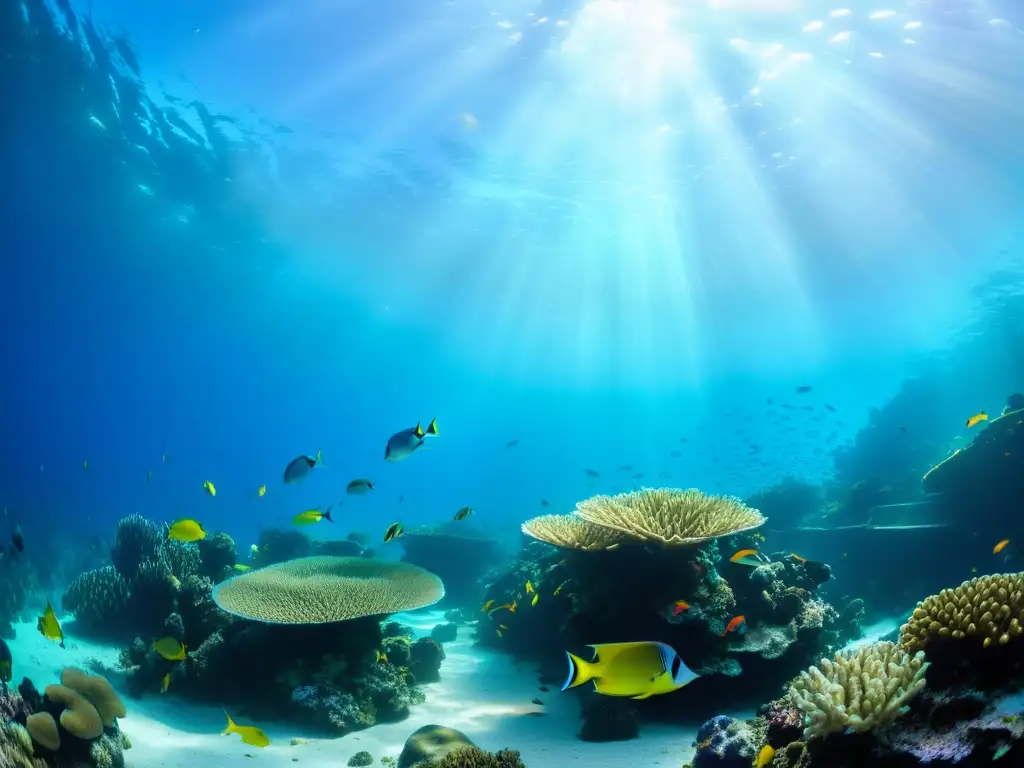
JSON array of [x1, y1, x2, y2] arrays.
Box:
[[196, 532, 237, 582], [577, 692, 639, 742], [109, 514, 161, 578], [419, 747, 526, 768], [398, 524, 501, 607], [251, 529, 310, 567], [396, 725, 525, 768], [409, 638, 445, 683], [211, 556, 445, 623], [520, 515, 628, 551], [348, 751, 374, 767], [690, 715, 762, 768]]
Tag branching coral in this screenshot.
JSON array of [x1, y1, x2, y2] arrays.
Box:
[[158, 538, 202, 580], [573, 488, 766, 546], [212, 556, 445, 624], [787, 641, 928, 739], [519, 514, 629, 551], [419, 747, 527, 768], [61, 566, 131, 630], [898, 572, 1024, 651], [110, 514, 162, 578], [1, 720, 45, 768]]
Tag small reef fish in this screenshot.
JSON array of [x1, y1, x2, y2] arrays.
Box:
[[146, 470, 153, 483], [790, 553, 807, 563], [966, 411, 988, 428], [384, 522, 404, 543], [499, 625, 509, 631], [994, 539, 1011, 554], [167, 518, 206, 542], [525, 581, 534, 594], [249, 544, 259, 559], [0, 637, 11, 682], [796, 385, 813, 393], [490, 601, 517, 615], [562, 641, 699, 700], [162, 451, 168, 464], [540, 499, 549, 507], [257, 484, 266, 497], [993, 743, 1010, 761], [292, 508, 334, 526], [755, 744, 776, 767], [553, 580, 569, 596], [283, 449, 323, 483], [482, 600, 495, 612], [233, 564, 252, 573], [531, 594, 539, 607], [454, 506, 473, 521], [671, 600, 690, 616], [496, 629, 503, 638], [723, 616, 747, 636], [384, 418, 438, 461], [584, 469, 600, 478], [505, 440, 519, 448], [729, 549, 764, 567], [83, 460, 88, 470], [375, 650, 388, 664], [161, 673, 171, 693], [11, 526, 24, 553], [223, 711, 270, 748], [153, 637, 187, 661], [37, 602, 65, 649], [346, 479, 375, 495], [203, 480, 216, 497]]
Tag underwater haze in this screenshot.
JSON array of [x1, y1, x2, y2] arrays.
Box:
[[3, 0, 1024, 767]]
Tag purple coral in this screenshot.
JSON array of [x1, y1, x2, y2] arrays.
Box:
[[763, 700, 802, 746], [0, 683, 30, 722], [693, 715, 758, 768], [888, 727, 973, 764], [290, 684, 366, 733]]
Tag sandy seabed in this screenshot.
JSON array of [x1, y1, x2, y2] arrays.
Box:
[[8, 609, 719, 768]]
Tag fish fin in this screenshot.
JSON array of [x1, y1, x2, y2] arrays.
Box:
[[562, 651, 596, 691], [414, 422, 424, 438], [426, 418, 438, 436], [631, 691, 655, 700], [223, 711, 236, 735], [323, 507, 334, 523], [314, 449, 323, 466]]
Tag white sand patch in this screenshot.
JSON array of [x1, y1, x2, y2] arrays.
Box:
[[7, 609, 698, 768]]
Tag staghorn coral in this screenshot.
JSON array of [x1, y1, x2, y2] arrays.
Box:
[[573, 488, 766, 546], [898, 572, 1024, 651], [419, 746, 526, 768], [787, 641, 928, 739], [520, 514, 629, 551], [211, 556, 445, 624], [290, 684, 374, 734], [110, 514, 162, 578], [61, 566, 131, 631], [158, 538, 202, 580]]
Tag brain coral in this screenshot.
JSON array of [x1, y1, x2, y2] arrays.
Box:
[[520, 514, 631, 551], [573, 488, 766, 546], [212, 556, 445, 624], [899, 572, 1024, 651]]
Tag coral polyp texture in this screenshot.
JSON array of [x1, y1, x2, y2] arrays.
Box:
[[787, 641, 929, 739], [898, 572, 1024, 651], [573, 488, 767, 546], [519, 514, 630, 551], [212, 556, 445, 624]]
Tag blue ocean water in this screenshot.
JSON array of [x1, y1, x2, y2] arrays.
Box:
[[3, 0, 1024, 767]]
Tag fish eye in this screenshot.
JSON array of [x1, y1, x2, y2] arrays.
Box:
[[670, 655, 681, 679]]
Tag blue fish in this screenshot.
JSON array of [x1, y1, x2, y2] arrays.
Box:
[[283, 449, 322, 483], [384, 418, 438, 461]]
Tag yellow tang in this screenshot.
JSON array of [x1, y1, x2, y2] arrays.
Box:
[[168, 518, 206, 542], [755, 744, 776, 768], [152, 636, 187, 661], [292, 508, 334, 526], [203, 480, 216, 497], [37, 602, 65, 649], [258, 484, 266, 498], [223, 711, 270, 748], [531, 594, 539, 607], [562, 641, 699, 700], [482, 600, 494, 612], [233, 564, 252, 573], [161, 673, 171, 693], [525, 581, 534, 594]]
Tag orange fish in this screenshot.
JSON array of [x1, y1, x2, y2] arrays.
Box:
[[723, 616, 746, 636], [994, 539, 1011, 555], [790, 553, 807, 563], [965, 411, 988, 428], [729, 549, 762, 567], [672, 600, 690, 616]]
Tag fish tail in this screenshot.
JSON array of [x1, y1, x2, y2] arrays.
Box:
[[223, 711, 236, 735], [426, 418, 438, 436], [561, 650, 596, 691], [323, 507, 334, 523], [315, 449, 323, 466]]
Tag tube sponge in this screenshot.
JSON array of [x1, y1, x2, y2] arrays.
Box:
[[898, 572, 1024, 651], [787, 641, 928, 739], [573, 488, 766, 546]]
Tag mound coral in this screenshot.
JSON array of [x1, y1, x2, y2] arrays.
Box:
[[787, 641, 928, 739], [396, 725, 480, 768], [61, 566, 131, 631], [573, 488, 766, 546], [520, 514, 629, 551], [110, 514, 162, 578], [898, 572, 1024, 651], [211, 556, 445, 624]]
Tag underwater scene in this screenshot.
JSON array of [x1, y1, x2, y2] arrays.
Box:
[[3, 0, 1024, 767]]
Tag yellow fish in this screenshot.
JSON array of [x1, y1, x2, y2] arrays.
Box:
[[161, 673, 171, 693], [152, 636, 187, 661], [482, 600, 495, 612], [499, 624, 509, 631], [531, 594, 539, 607], [525, 581, 534, 594], [257, 484, 266, 498], [203, 480, 216, 497], [496, 629, 503, 638], [454, 506, 472, 521], [994, 539, 1011, 554], [223, 711, 270, 748], [292, 508, 334, 526], [729, 549, 763, 567], [384, 522, 404, 543], [375, 650, 388, 664], [965, 411, 988, 429], [233, 564, 252, 573], [562, 641, 699, 700], [167, 518, 206, 542], [37, 602, 65, 649], [755, 744, 776, 767]]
